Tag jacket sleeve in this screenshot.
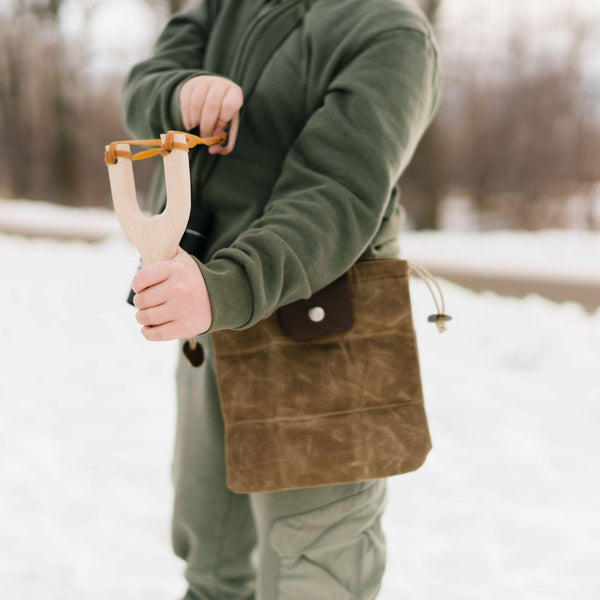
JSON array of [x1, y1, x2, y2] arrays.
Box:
[[197, 26, 442, 333], [198, 29, 441, 332], [123, 2, 216, 138]]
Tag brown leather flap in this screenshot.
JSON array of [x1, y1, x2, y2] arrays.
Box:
[[277, 272, 354, 341]]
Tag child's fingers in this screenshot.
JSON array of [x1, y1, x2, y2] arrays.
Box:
[[132, 280, 169, 310], [219, 86, 243, 128], [180, 80, 194, 130], [141, 321, 179, 342], [187, 81, 210, 131], [131, 261, 171, 294], [210, 87, 243, 154], [225, 112, 240, 153], [200, 82, 228, 138], [135, 303, 172, 327], [211, 111, 240, 156], [180, 76, 243, 143]]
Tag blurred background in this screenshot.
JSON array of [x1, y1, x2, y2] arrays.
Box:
[[0, 0, 598, 226], [1, 1, 598, 599]]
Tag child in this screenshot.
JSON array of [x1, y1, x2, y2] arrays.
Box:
[[124, 1, 441, 598]]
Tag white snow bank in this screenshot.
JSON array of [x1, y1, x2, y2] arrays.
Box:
[[401, 229, 600, 285], [1, 232, 598, 599], [2, 199, 599, 285], [0, 199, 122, 241]]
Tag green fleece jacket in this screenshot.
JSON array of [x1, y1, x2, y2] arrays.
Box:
[[123, 0, 441, 334]]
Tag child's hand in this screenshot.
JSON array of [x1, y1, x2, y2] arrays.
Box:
[[180, 75, 243, 155], [131, 248, 212, 341]]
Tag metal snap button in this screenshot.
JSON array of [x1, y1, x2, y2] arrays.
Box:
[[308, 306, 325, 323]]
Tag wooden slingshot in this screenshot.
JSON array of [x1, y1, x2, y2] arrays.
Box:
[[105, 130, 226, 359]]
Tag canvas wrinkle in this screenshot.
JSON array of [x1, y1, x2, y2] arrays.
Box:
[[224, 401, 418, 425]]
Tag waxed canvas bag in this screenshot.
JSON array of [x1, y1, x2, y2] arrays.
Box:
[[211, 257, 433, 493]]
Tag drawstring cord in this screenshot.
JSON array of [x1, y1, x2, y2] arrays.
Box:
[[408, 262, 452, 333]]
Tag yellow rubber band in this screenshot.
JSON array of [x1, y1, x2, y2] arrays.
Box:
[[104, 131, 227, 165]]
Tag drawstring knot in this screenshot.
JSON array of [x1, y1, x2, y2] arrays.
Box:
[[408, 262, 452, 333]]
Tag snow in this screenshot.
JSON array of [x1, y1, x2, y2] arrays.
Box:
[[401, 229, 600, 285], [1, 210, 599, 599], [3, 197, 599, 283], [0, 199, 122, 241]]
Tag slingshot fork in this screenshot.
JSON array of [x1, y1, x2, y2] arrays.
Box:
[[105, 130, 226, 353], [106, 131, 191, 266]]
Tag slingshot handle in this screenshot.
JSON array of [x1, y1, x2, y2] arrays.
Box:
[[105, 132, 191, 266]]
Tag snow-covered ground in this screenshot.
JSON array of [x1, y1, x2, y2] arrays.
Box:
[[1, 214, 599, 599], [401, 229, 600, 285], [3, 198, 600, 284], [0, 199, 122, 242]]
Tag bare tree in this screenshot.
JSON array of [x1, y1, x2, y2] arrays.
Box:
[[0, 1, 74, 202], [449, 23, 600, 229], [404, 5, 600, 230], [399, 0, 444, 229]]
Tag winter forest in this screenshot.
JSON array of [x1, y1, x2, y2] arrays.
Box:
[[0, 0, 599, 229]]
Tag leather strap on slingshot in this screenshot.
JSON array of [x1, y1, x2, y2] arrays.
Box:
[[104, 130, 228, 165]]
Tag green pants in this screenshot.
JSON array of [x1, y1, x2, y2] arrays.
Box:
[[172, 335, 388, 600]]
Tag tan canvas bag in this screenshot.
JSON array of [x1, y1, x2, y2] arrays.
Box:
[[212, 257, 437, 493]]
